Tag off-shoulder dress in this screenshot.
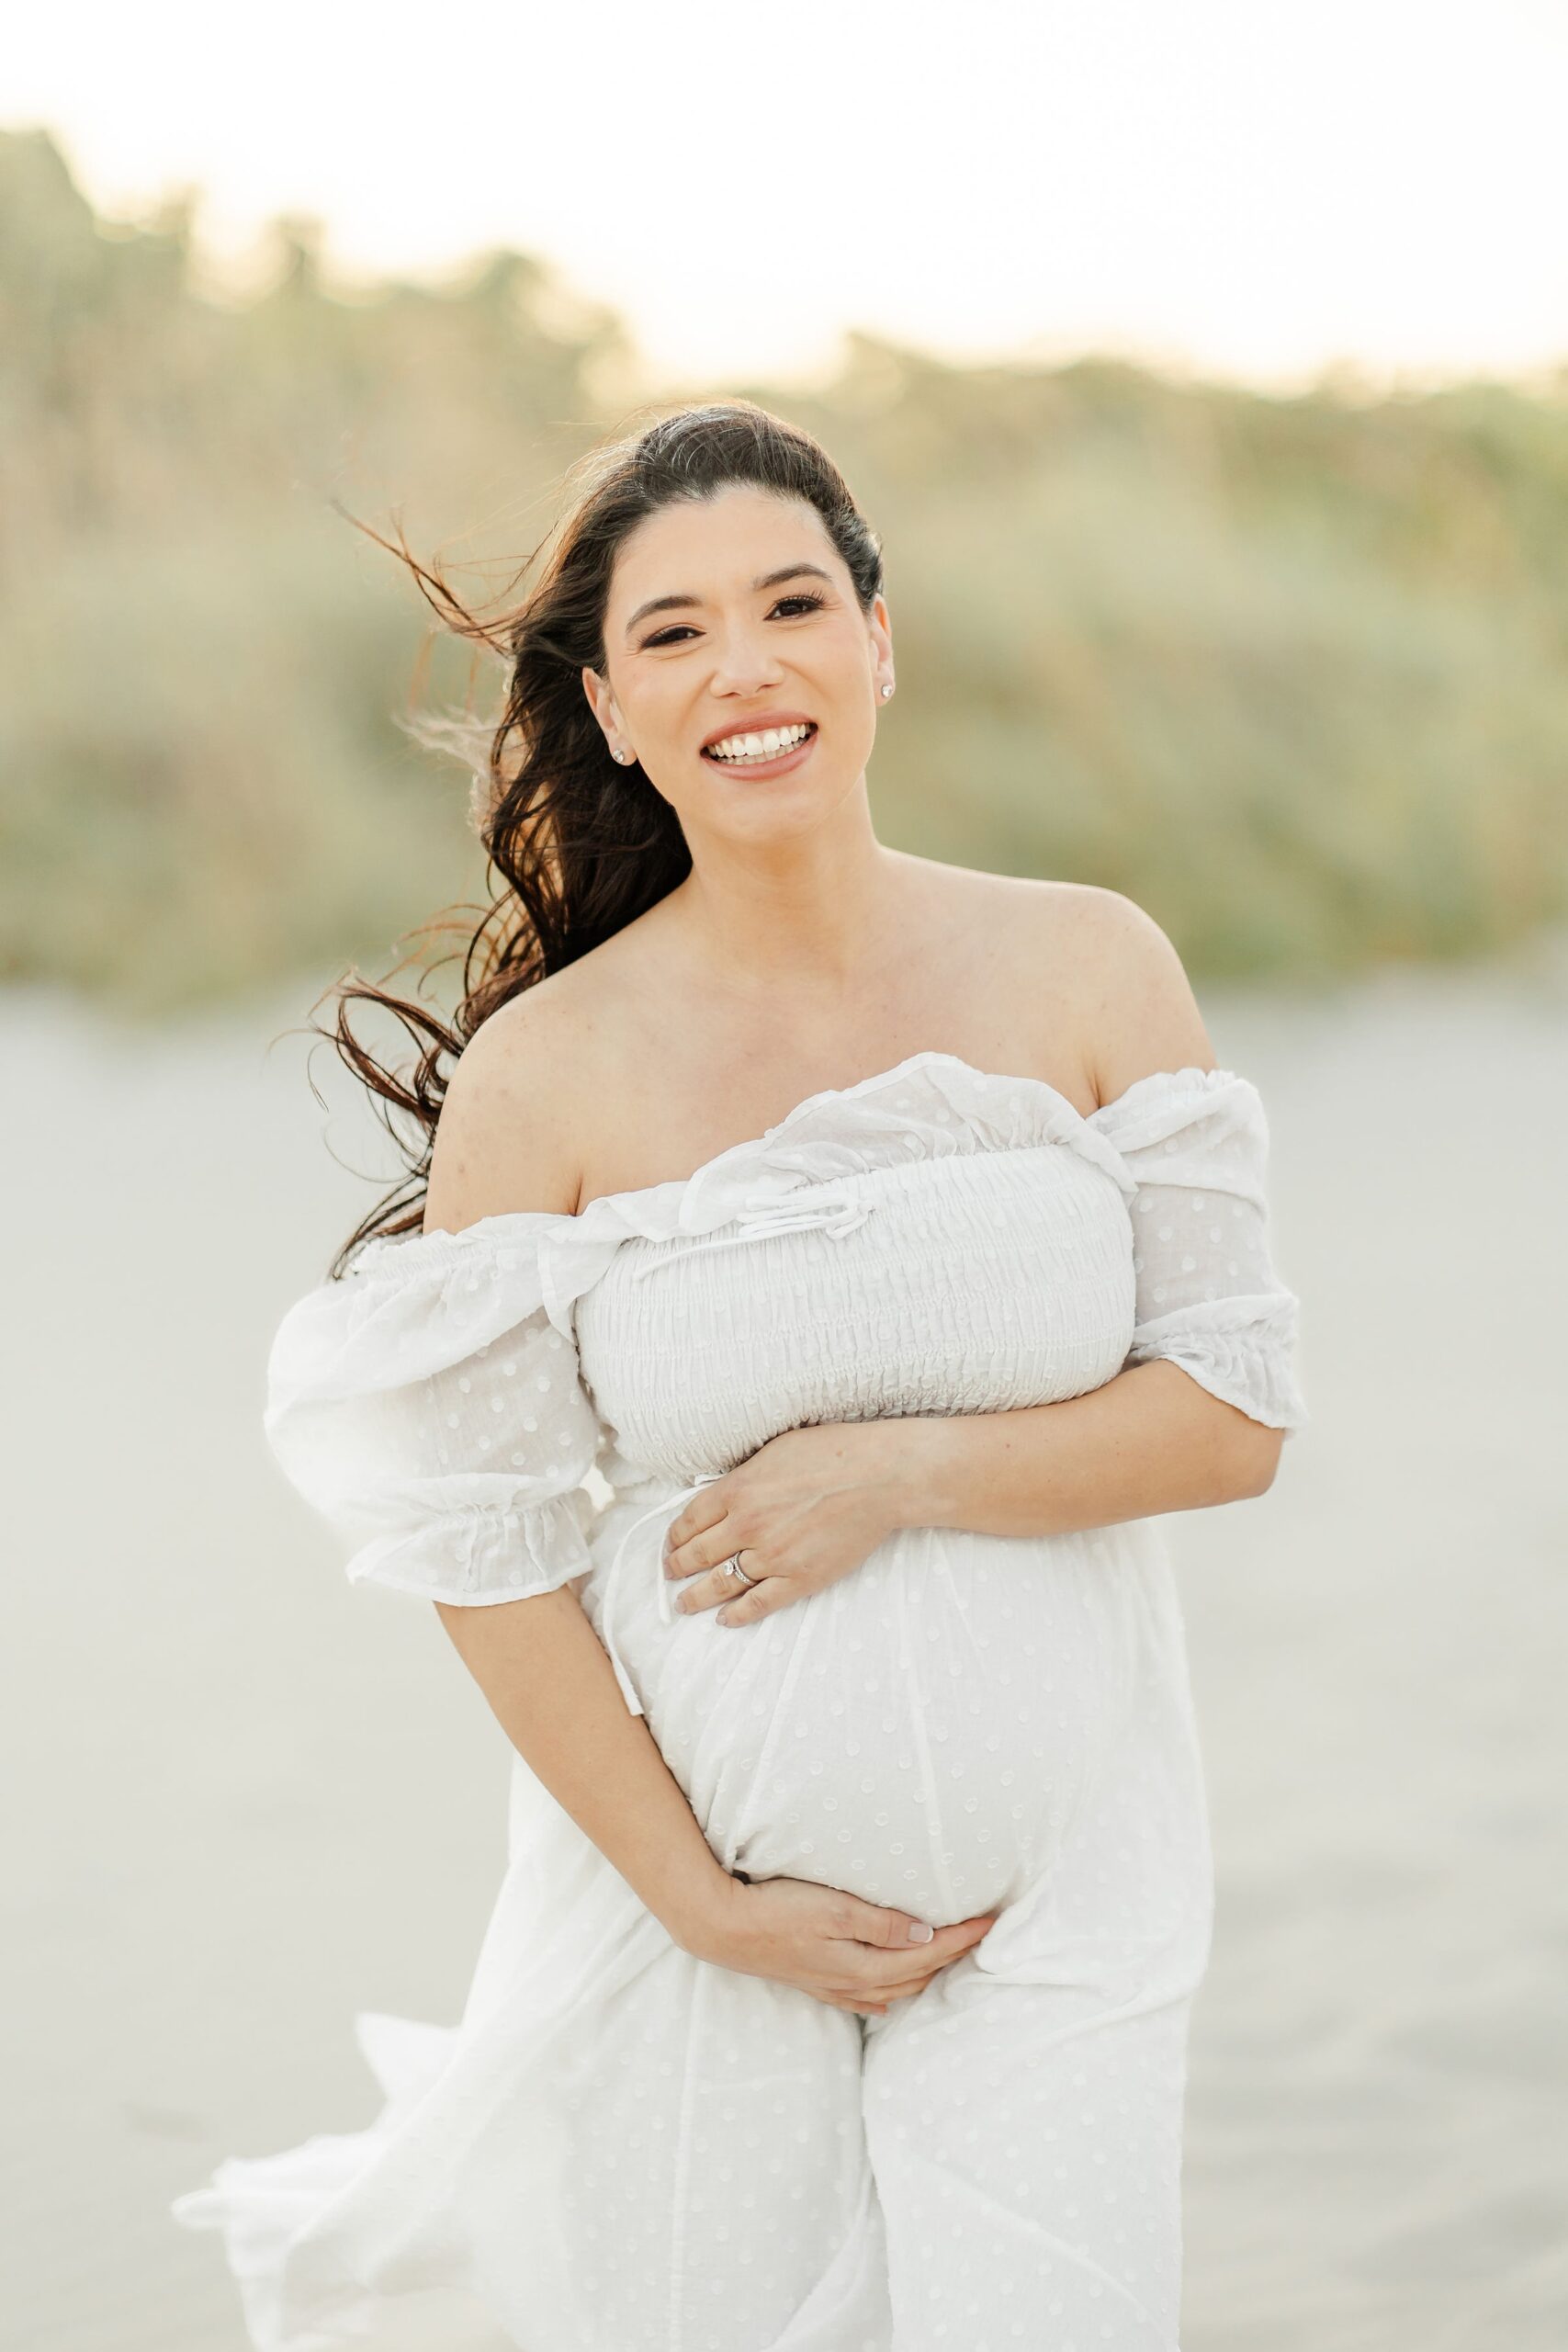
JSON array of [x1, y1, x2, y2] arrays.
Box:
[[172, 1049, 1307, 2352]]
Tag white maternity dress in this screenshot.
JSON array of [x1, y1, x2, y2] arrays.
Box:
[[173, 1050, 1307, 2352]]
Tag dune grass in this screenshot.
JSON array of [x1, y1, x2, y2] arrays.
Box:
[[4, 128, 1565, 1012]]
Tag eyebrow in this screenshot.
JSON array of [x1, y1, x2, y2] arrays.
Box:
[[623, 562, 835, 640]]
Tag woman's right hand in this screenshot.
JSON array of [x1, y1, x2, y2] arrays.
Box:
[[682, 1874, 998, 2014]]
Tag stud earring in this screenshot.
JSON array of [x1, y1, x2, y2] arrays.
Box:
[[880, 682, 894, 699]]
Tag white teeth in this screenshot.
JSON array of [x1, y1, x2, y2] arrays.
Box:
[[705, 722, 812, 763]]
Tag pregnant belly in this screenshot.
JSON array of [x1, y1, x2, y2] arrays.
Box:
[[581, 1503, 1145, 1928]]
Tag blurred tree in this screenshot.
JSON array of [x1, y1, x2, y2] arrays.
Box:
[[2, 128, 1565, 1013]]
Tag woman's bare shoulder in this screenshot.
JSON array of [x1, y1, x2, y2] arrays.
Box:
[[969, 874, 1217, 1109], [1043, 882, 1216, 1105], [423, 967, 610, 1233]]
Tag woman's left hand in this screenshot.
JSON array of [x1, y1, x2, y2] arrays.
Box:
[[661, 1422, 917, 1625]]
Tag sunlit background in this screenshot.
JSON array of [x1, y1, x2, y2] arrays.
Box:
[[5, 5, 1566, 2346]]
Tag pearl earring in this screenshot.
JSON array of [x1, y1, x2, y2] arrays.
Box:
[[880, 682, 894, 699]]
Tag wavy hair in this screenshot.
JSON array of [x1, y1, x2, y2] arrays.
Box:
[[306, 398, 885, 1276]]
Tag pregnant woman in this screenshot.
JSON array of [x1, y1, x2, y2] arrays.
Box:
[[174, 400, 1307, 2350]]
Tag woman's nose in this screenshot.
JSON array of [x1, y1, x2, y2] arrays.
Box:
[[707, 626, 784, 697]]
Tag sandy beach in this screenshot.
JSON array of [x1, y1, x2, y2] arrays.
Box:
[[4, 949, 1564, 2350]]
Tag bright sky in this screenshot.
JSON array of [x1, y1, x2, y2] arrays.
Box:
[[11, 0, 1567, 392]]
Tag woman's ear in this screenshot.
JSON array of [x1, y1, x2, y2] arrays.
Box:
[[581, 664, 610, 730], [582, 663, 634, 766], [868, 595, 894, 687]]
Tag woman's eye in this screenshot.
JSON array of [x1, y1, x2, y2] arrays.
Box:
[[640, 592, 826, 650]]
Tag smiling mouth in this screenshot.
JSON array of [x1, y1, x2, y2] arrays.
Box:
[[701, 721, 817, 765]]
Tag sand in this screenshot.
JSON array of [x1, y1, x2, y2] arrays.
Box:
[[4, 944, 1564, 2350]]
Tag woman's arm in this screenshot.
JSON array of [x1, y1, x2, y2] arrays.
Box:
[[876, 1361, 1281, 1540], [432, 1583, 739, 1946], [421, 1007, 995, 2007], [663, 1372, 1280, 1626], [419, 1017, 734, 1945], [908, 885, 1286, 1530], [900, 885, 1280, 1529]]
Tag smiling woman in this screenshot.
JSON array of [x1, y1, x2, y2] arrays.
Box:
[[581, 483, 892, 815], [171, 399, 1307, 2351], [277, 401, 898, 1274]]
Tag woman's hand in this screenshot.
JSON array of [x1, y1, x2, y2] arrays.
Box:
[[682, 1874, 998, 2016], [661, 1421, 916, 1625]]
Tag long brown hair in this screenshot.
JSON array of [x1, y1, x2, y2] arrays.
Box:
[[309, 398, 885, 1277]]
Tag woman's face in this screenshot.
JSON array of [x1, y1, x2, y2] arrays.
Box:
[[583, 482, 893, 840]]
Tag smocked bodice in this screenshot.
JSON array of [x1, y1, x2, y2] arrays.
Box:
[[259, 1050, 1307, 1614], [575, 1136, 1136, 1482]]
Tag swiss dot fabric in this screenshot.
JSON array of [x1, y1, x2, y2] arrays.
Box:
[[1095, 1069, 1307, 1431], [263, 1222, 605, 1604], [174, 1050, 1307, 2351]]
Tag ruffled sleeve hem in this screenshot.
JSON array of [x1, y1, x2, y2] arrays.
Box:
[[341, 1487, 601, 1605], [1129, 1295, 1310, 1433]]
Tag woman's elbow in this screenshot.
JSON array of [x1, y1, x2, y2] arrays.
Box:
[[1232, 1419, 1286, 1498]]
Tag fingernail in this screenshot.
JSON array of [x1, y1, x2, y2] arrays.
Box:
[[907, 1921, 935, 1944]]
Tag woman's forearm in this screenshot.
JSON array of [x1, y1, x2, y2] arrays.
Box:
[[876, 1361, 1283, 1542], [434, 1582, 735, 1952]]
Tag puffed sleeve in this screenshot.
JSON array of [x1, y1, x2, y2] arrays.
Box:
[[262, 1216, 607, 1603], [1089, 1067, 1309, 1434]]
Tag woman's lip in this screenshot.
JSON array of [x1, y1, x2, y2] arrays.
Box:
[[701, 724, 818, 778]]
